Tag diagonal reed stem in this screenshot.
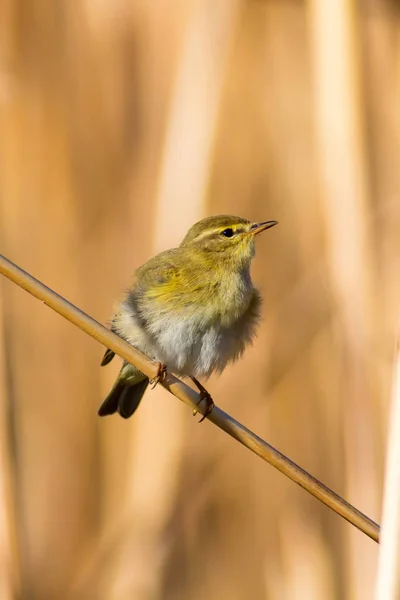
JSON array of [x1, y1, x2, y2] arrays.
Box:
[[0, 252, 380, 543]]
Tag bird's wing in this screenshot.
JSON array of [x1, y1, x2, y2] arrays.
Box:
[[133, 249, 184, 305], [130, 248, 203, 315], [102, 249, 196, 365]]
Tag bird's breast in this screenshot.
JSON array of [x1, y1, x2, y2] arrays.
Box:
[[207, 270, 254, 325], [115, 271, 260, 379], [144, 276, 260, 378]]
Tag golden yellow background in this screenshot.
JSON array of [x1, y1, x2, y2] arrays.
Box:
[[0, 1, 399, 599]]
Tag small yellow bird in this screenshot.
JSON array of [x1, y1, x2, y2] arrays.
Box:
[[99, 215, 277, 421]]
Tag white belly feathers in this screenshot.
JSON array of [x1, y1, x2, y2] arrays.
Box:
[[114, 285, 260, 379]]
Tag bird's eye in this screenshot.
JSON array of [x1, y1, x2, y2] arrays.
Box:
[[221, 228, 234, 238]]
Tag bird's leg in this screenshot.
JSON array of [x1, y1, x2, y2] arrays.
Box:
[[190, 376, 214, 423], [150, 362, 167, 389]]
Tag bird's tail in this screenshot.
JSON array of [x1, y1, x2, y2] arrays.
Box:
[[98, 377, 149, 419]]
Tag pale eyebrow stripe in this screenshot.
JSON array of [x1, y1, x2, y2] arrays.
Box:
[[192, 225, 247, 243], [191, 227, 225, 243]]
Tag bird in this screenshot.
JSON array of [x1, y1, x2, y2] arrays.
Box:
[[98, 215, 278, 421]]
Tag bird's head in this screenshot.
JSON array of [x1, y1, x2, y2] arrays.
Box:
[[180, 215, 278, 271]]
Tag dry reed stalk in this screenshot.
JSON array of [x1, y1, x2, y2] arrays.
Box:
[[0, 287, 20, 600], [0, 5, 20, 592], [375, 339, 400, 599], [0, 253, 380, 547], [309, 0, 380, 597]]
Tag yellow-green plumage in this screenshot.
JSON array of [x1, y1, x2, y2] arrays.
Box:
[[98, 215, 277, 419]]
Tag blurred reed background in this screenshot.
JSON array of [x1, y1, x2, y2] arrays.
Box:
[[0, 0, 399, 599]]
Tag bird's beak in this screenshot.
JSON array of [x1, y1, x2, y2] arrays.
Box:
[[249, 220, 278, 236]]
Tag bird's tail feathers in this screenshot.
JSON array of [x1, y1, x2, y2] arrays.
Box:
[[98, 377, 149, 419]]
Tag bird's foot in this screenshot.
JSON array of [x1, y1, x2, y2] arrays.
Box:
[[191, 376, 214, 423], [150, 362, 167, 389]]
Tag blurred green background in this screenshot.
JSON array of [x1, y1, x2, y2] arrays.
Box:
[[0, 1, 399, 599]]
